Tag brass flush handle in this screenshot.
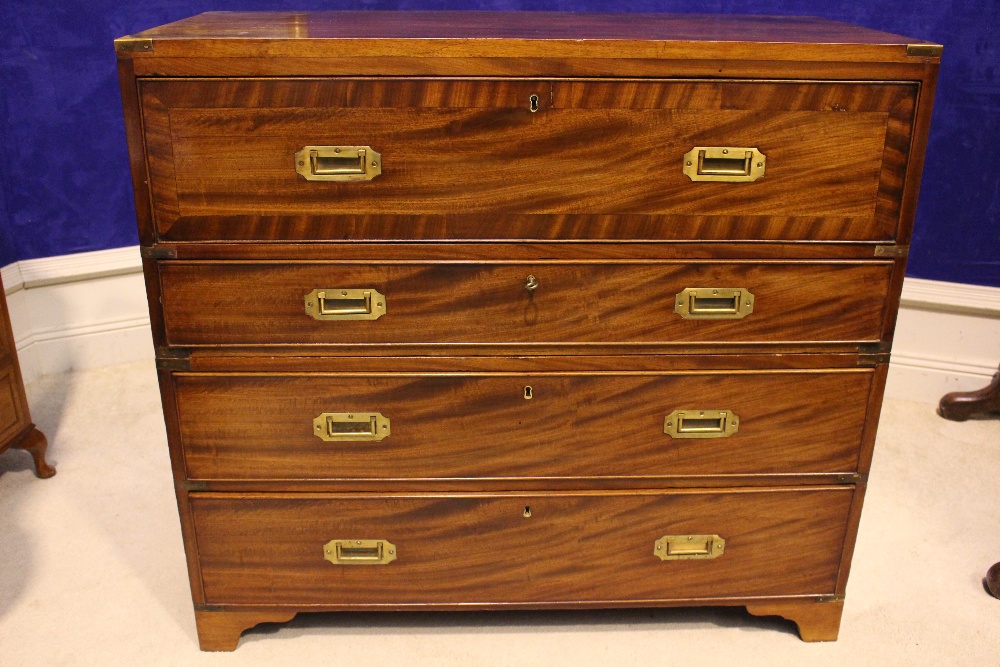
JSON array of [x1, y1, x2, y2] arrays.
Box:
[[654, 535, 726, 560], [674, 287, 754, 320], [525, 275, 539, 292], [324, 539, 396, 565], [304, 288, 386, 321], [682, 147, 766, 182], [664, 409, 739, 439], [313, 412, 391, 442], [295, 145, 382, 182]]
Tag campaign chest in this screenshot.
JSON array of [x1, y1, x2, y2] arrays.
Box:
[[115, 11, 941, 651]]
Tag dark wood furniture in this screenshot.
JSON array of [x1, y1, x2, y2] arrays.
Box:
[[0, 273, 55, 478], [938, 365, 1000, 598], [938, 365, 1000, 421], [988, 562, 1000, 599], [115, 11, 941, 650]]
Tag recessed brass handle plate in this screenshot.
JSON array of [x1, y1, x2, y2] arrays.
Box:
[[674, 287, 754, 320], [654, 535, 726, 560], [324, 539, 396, 565], [683, 146, 766, 182], [295, 145, 381, 182], [664, 410, 739, 439], [304, 288, 386, 321], [314, 412, 391, 442]]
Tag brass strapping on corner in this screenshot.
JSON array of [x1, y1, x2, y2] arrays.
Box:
[[140, 246, 177, 260], [115, 37, 153, 53], [874, 245, 909, 258], [179, 480, 208, 492], [156, 347, 191, 372], [858, 352, 890, 367], [858, 342, 891, 367], [906, 44, 943, 58]]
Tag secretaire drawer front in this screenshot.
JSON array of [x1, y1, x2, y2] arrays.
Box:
[[176, 371, 872, 481], [140, 78, 915, 242], [191, 489, 851, 605], [159, 261, 892, 346]]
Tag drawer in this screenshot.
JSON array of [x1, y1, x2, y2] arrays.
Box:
[[0, 367, 27, 444], [175, 371, 873, 481], [159, 260, 892, 347], [140, 78, 915, 243], [190, 488, 852, 605]]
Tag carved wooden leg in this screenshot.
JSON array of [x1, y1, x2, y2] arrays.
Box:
[[745, 600, 843, 641], [938, 369, 1000, 421], [14, 426, 55, 478], [194, 610, 297, 651]]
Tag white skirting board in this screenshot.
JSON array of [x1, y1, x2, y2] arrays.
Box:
[[3, 247, 999, 402], [2, 247, 153, 385]]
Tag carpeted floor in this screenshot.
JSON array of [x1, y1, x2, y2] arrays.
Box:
[[1, 360, 998, 666]]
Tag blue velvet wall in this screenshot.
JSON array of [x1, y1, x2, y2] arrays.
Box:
[[1, 1, 997, 287]]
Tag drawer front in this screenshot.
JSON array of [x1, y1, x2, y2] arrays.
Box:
[[0, 367, 27, 444], [176, 371, 872, 481], [141, 78, 915, 243], [159, 261, 891, 347], [191, 488, 852, 605]]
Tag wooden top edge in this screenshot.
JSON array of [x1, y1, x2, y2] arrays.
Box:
[[115, 11, 942, 63]]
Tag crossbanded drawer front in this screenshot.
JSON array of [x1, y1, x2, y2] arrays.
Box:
[[190, 488, 851, 605], [140, 78, 915, 243], [175, 371, 872, 481], [159, 261, 891, 346]]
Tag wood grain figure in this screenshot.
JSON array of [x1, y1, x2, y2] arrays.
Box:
[[116, 11, 941, 649]]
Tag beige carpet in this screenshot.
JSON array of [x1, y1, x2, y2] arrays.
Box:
[[1, 360, 998, 666]]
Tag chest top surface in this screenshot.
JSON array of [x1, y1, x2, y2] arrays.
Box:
[[115, 11, 941, 65]]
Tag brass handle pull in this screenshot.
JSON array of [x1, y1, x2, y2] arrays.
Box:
[[674, 287, 754, 320], [682, 147, 766, 182], [295, 145, 382, 182], [324, 539, 396, 565], [525, 275, 539, 292], [304, 289, 386, 321], [654, 535, 726, 560], [664, 410, 739, 439], [313, 412, 391, 442]]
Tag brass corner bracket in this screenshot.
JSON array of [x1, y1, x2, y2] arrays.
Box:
[[906, 44, 943, 58], [155, 347, 191, 372], [874, 245, 909, 258], [115, 37, 153, 53], [140, 245, 177, 260]]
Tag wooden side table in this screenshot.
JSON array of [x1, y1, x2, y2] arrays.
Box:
[[938, 364, 1000, 597], [0, 273, 55, 478]]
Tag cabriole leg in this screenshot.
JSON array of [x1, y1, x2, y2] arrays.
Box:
[[15, 426, 55, 479]]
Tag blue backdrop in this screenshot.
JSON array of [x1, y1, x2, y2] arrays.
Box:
[[1, 1, 997, 287]]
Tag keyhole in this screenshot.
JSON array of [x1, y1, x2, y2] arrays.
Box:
[[523, 506, 532, 517], [529, 94, 539, 112], [524, 386, 533, 400]]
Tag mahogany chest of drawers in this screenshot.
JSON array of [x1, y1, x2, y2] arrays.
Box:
[[115, 11, 940, 651]]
